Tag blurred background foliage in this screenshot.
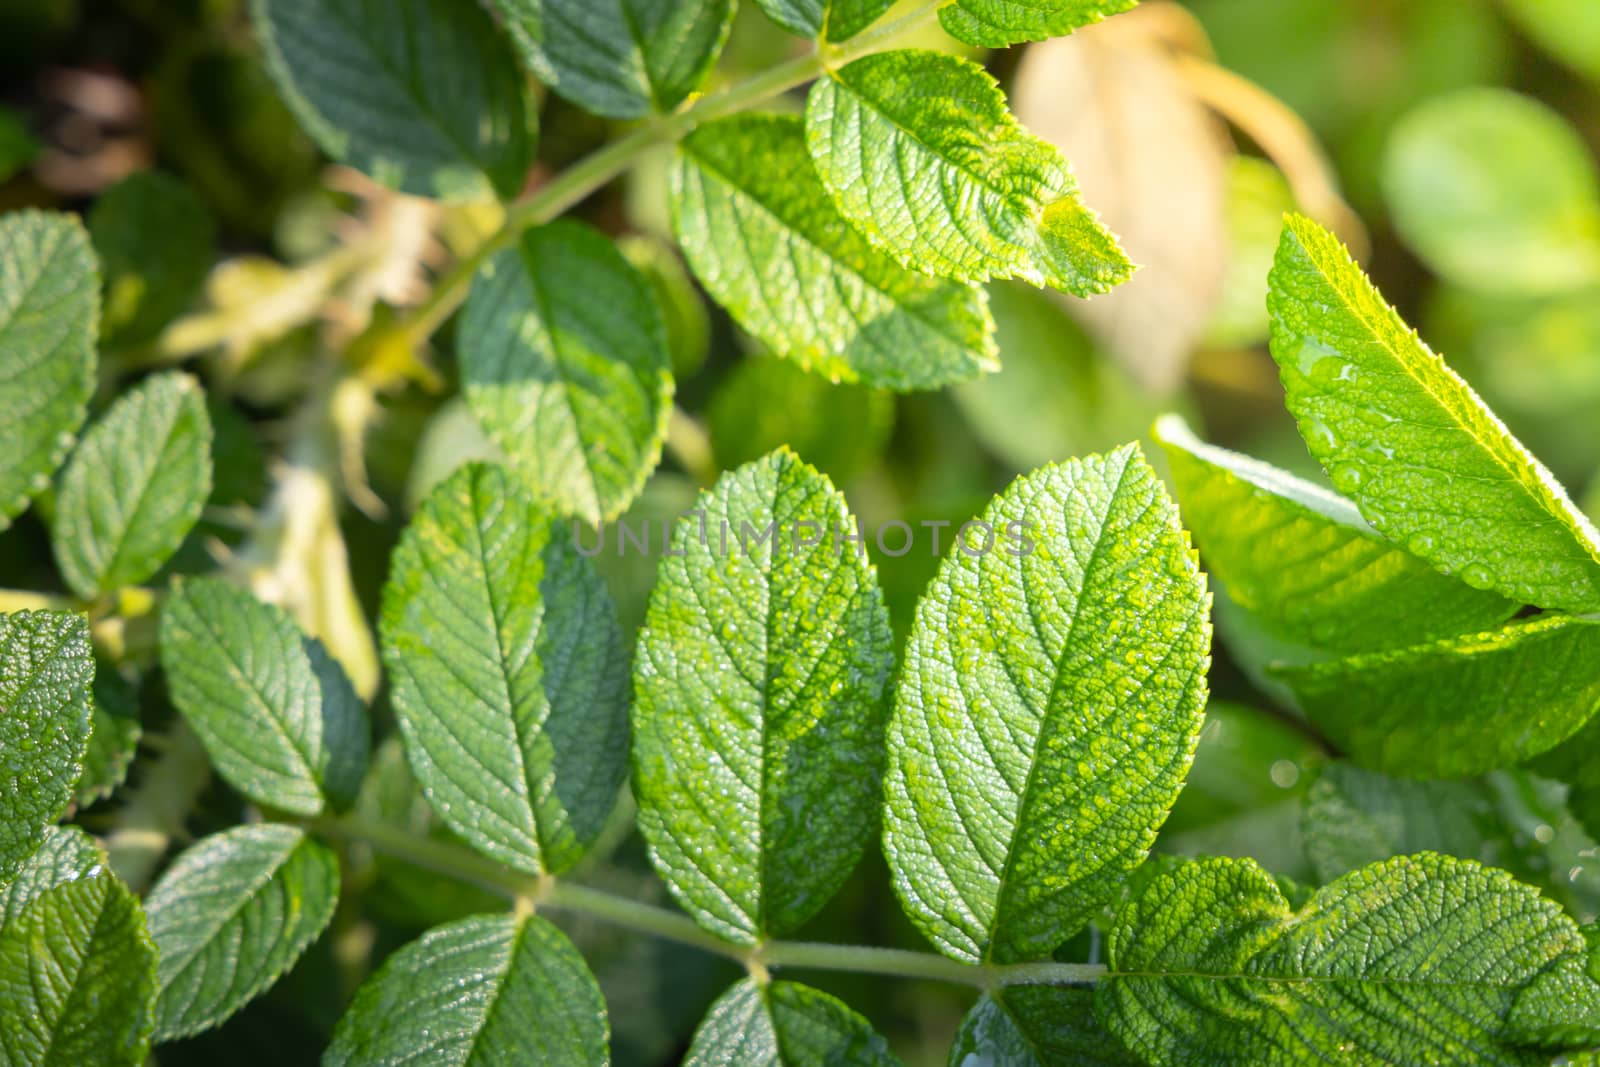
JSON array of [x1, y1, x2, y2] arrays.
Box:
[[4, 0, 1600, 1063]]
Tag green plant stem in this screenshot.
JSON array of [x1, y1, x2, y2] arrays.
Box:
[[319, 812, 1107, 991], [400, 0, 948, 346]]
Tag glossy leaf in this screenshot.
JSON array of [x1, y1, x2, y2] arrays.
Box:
[[381, 462, 630, 876], [684, 979, 897, 1066], [632, 449, 894, 944], [0, 826, 105, 923], [751, 0, 893, 41], [941, 0, 1137, 47], [883, 445, 1210, 963]]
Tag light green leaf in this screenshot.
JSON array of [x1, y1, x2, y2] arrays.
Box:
[[251, 0, 532, 200], [0, 826, 104, 923], [144, 824, 337, 1040], [1273, 615, 1600, 778], [1205, 157, 1296, 348], [684, 978, 898, 1066], [0, 872, 157, 1067], [1268, 214, 1600, 613], [949, 988, 1140, 1067], [159, 578, 370, 816], [1154, 414, 1518, 653], [1383, 89, 1600, 295], [884, 445, 1210, 963], [0, 610, 93, 883], [381, 462, 629, 876], [805, 50, 1132, 294], [461, 219, 673, 524], [1500, 0, 1600, 83], [672, 114, 997, 390], [940, 0, 1137, 47], [752, 0, 893, 41], [88, 171, 214, 347], [52, 372, 213, 599], [493, 0, 733, 119], [0, 211, 97, 530], [325, 912, 609, 1066], [75, 666, 141, 808], [1101, 854, 1588, 1066], [633, 449, 894, 944]]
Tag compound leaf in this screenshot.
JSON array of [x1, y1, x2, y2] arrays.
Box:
[[1154, 414, 1518, 653], [0, 211, 97, 530], [805, 50, 1132, 294], [1268, 214, 1600, 613], [684, 979, 898, 1066], [672, 114, 997, 390], [0, 610, 93, 883], [159, 578, 370, 816], [493, 0, 733, 119], [461, 219, 673, 524], [1101, 854, 1589, 1066], [0, 871, 157, 1067], [941, 0, 1138, 48], [884, 445, 1210, 963], [752, 0, 893, 41], [251, 0, 532, 200], [1273, 615, 1600, 778], [52, 372, 213, 599], [325, 912, 608, 1066], [632, 449, 894, 944], [950, 987, 1140, 1067], [381, 462, 629, 877], [144, 824, 338, 1040]]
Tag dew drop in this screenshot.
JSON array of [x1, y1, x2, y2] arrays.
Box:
[[1460, 563, 1495, 590], [1330, 465, 1363, 493], [1303, 419, 1338, 452]]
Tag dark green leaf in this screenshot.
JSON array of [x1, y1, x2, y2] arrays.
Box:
[[751, 0, 893, 41], [684, 978, 898, 1066], [88, 171, 214, 347], [950, 987, 1140, 1066], [75, 666, 141, 808]]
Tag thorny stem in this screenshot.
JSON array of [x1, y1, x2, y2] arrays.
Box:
[[320, 812, 1107, 991]]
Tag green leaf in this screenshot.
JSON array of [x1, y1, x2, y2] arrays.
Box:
[[950, 988, 1141, 1067], [1506, 939, 1600, 1047], [671, 114, 997, 390], [493, 0, 733, 119], [51, 372, 213, 599], [1268, 214, 1600, 613], [940, 0, 1137, 48], [381, 462, 629, 876], [144, 824, 339, 1040], [1154, 414, 1518, 653], [1273, 615, 1600, 777], [88, 171, 214, 347], [1499, 0, 1600, 83], [1205, 157, 1297, 349], [884, 445, 1209, 963], [1101, 854, 1588, 1066], [0, 826, 104, 923], [751, 0, 893, 41], [250, 0, 532, 200], [0, 871, 157, 1067], [0, 610, 93, 883], [325, 912, 609, 1066], [684, 978, 898, 1066], [0, 211, 97, 530], [805, 50, 1132, 295], [1382, 89, 1600, 295], [461, 219, 673, 524], [159, 578, 370, 816], [76, 666, 141, 808], [632, 449, 894, 944]]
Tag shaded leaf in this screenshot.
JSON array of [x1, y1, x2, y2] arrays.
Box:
[[75, 666, 141, 808], [950, 987, 1140, 1067], [752, 0, 893, 41], [684, 978, 898, 1066], [88, 171, 214, 347]]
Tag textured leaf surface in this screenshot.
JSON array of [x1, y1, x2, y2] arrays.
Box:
[[76, 667, 141, 807], [461, 220, 672, 524], [633, 450, 894, 943], [805, 50, 1132, 294], [52, 372, 213, 599], [672, 114, 996, 390], [88, 171, 214, 346], [159, 578, 368, 815], [751, 0, 893, 41], [381, 462, 629, 876], [0, 826, 104, 923], [1505, 942, 1600, 1047], [1101, 854, 1588, 1066], [145, 824, 338, 1040], [950, 988, 1140, 1067], [941, 0, 1137, 47], [1155, 414, 1517, 653], [1274, 615, 1600, 777], [884, 445, 1209, 963], [684, 978, 898, 1066], [0, 872, 156, 1067], [325, 913, 608, 1066], [0, 610, 93, 883], [251, 0, 531, 199], [0, 211, 97, 530], [494, 0, 733, 119], [1268, 214, 1600, 612]]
